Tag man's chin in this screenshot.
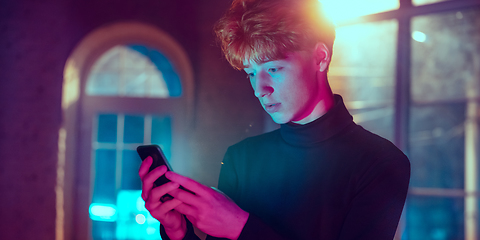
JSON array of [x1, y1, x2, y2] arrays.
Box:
[[269, 114, 289, 125]]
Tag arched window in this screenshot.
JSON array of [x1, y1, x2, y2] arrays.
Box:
[[86, 45, 182, 98], [61, 22, 194, 240]]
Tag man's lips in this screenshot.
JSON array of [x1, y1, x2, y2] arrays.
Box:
[[264, 103, 281, 113]]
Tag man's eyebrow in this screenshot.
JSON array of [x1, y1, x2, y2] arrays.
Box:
[[243, 56, 271, 67], [257, 57, 274, 64]]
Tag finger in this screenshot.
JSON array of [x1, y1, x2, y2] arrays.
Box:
[[141, 165, 168, 200], [165, 171, 210, 197], [149, 181, 180, 202], [143, 164, 168, 183], [167, 187, 200, 206], [159, 198, 183, 212], [138, 156, 153, 179], [174, 201, 198, 217], [145, 196, 182, 215]]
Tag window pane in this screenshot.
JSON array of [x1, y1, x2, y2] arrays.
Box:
[[123, 72, 148, 97], [330, 20, 397, 139], [121, 150, 142, 190], [411, 8, 480, 102], [124, 45, 150, 70], [93, 45, 121, 71], [92, 221, 116, 240], [149, 49, 182, 97], [86, 45, 182, 98], [409, 103, 465, 189], [320, 0, 399, 23], [406, 196, 464, 240], [124, 115, 144, 144], [151, 116, 172, 160], [148, 72, 170, 97], [413, 0, 452, 6], [97, 114, 117, 143], [87, 72, 120, 96], [330, 20, 398, 103], [92, 149, 117, 204], [349, 107, 394, 142]]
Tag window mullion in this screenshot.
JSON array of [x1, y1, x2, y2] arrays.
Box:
[[116, 114, 124, 193], [399, 0, 413, 9], [465, 97, 479, 240], [392, 13, 412, 240], [393, 16, 411, 154], [144, 115, 152, 144]]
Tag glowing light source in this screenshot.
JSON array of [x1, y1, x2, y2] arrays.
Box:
[[319, 0, 399, 24], [62, 59, 80, 110], [89, 203, 117, 222], [56, 127, 66, 240], [412, 31, 427, 42], [116, 190, 161, 239], [135, 214, 147, 224]]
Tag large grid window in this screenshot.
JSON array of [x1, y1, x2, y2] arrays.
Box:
[[326, 0, 480, 239], [407, 7, 480, 240]]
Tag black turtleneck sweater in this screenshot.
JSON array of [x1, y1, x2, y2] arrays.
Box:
[[161, 95, 410, 240]]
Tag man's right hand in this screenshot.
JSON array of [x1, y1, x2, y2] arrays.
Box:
[[139, 156, 187, 240]]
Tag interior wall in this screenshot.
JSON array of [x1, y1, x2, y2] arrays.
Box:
[[0, 0, 265, 239]]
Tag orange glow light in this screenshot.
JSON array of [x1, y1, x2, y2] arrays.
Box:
[[319, 0, 399, 24]]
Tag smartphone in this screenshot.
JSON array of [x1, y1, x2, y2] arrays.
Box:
[[137, 144, 173, 188]]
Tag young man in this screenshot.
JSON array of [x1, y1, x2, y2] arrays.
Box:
[[139, 0, 410, 239]]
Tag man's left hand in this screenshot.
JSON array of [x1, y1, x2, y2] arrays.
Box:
[[165, 171, 249, 240]]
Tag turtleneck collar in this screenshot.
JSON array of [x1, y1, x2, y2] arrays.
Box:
[[280, 94, 355, 146]]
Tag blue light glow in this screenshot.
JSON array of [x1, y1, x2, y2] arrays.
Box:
[[116, 190, 161, 239], [89, 203, 117, 222], [136, 195, 147, 211], [146, 227, 157, 235]]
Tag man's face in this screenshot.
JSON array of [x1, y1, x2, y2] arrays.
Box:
[[243, 51, 322, 124]]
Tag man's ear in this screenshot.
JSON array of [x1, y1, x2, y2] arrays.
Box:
[[314, 42, 331, 72]]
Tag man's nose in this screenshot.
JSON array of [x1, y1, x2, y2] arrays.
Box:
[[253, 71, 274, 98]]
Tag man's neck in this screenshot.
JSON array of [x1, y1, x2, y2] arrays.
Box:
[[292, 92, 335, 125], [292, 74, 335, 125]]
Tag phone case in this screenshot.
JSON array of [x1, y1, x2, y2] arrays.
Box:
[[137, 144, 173, 187]]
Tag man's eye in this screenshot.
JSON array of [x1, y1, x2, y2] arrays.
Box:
[[247, 72, 255, 78], [269, 68, 279, 73]]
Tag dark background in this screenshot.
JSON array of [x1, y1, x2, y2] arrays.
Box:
[[0, 0, 267, 239]]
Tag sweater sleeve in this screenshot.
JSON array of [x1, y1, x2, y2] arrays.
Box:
[[204, 214, 288, 240], [338, 149, 411, 240], [212, 147, 288, 240], [159, 217, 201, 240], [235, 214, 288, 240]]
